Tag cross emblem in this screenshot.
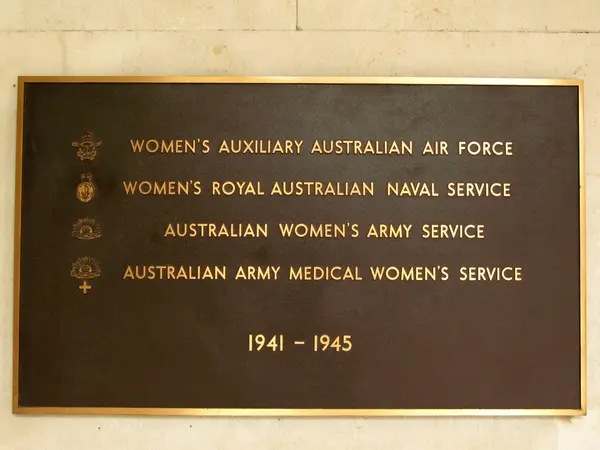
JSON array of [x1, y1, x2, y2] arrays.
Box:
[[78, 280, 92, 294]]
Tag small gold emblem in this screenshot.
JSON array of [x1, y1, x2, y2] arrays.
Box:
[[72, 131, 102, 161], [72, 218, 102, 240], [76, 173, 96, 203], [79, 280, 92, 294], [71, 256, 101, 280]]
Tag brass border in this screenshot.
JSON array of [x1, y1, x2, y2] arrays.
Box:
[[13, 407, 586, 417], [578, 80, 587, 415], [16, 76, 584, 86], [12, 76, 587, 417], [13, 77, 25, 415]]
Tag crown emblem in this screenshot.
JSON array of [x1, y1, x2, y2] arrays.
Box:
[[72, 218, 102, 240], [76, 173, 96, 203], [70, 256, 101, 280], [72, 131, 102, 161]]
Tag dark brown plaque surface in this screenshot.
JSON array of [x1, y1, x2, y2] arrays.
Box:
[[13, 77, 585, 416]]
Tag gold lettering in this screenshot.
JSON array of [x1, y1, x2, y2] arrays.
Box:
[[235, 266, 280, 280], [270, 182, 374, 196], [122, 265, 227, 280], [447, 182, 511, 197], [369, 266, 449, 281], [387, 182, 439, 196], [129, 139, 203, 154], [122, 181, 202, 196], [458, 141, 513, 156], [311, 140, 412, 155], [459, 266, 522, 281], [366, 224, 412, 239], [288, 266, 362, 281], [422, 141, 448, 155], [422, 224, 485, 239]]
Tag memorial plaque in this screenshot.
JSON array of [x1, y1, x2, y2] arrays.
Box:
[[13, 77, 585, 416]]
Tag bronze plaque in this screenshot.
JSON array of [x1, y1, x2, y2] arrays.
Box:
[[13, 77, 585, 416]]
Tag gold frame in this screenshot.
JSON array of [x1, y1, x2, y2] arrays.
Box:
[[13, 76, 586, 417]]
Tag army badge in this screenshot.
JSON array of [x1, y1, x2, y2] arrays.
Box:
[[72, 131, 102, 161], [72, 218, 102, 240], [76, 173, 96, 203], [70, 256, 101, 280], [71, 257, 101, 294]]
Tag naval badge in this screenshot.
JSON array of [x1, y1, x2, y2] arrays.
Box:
[[76, 173, 96, 203], [72, 218, 102, 240], [72, 131, 102, 161]]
